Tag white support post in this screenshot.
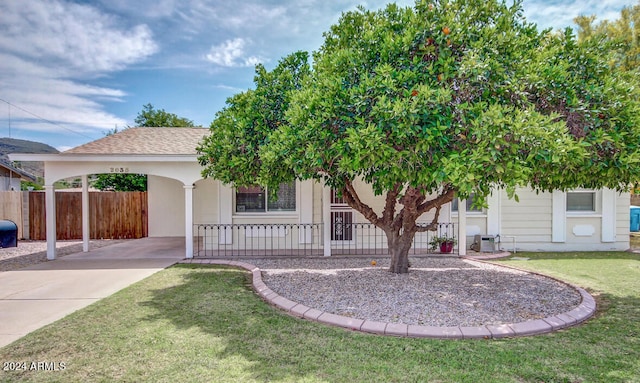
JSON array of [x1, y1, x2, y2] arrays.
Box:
[[458, 197, 467, 256], [322, 184, 332, 257], [44, 185, 57, 260], [82, 175, 90, 252], [184, 185, 194, 259]]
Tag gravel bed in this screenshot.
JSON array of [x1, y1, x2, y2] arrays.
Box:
[[0, 239, 130, 272], [245, 257, 582, 327]]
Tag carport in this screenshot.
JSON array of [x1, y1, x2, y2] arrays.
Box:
[[9, 127, 210, 260]]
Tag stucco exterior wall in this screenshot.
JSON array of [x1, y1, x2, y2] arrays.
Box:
[[194, 178, 218, 224], [148, 175, 185, 237], [313, 181, 323, 224]]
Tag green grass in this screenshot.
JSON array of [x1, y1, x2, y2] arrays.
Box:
[[0, 253, 639, 382]]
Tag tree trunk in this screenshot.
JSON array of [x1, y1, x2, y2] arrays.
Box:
[[339, 181, 455, 274], [388, 231, 416, 274]]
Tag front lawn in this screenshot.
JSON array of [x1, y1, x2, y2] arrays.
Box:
[[0, 252, 638, 382]]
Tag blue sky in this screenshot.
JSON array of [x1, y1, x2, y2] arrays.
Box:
[[0, 0, 632, 151]]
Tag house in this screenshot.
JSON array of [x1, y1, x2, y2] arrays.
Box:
[[9, 127, 630, 260], [0, 160, 36, 191]]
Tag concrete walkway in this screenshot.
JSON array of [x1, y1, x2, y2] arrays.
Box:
[[0, 237, 184, 348]]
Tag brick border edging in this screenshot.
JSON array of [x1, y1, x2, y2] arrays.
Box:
[[179, 258, 596, 339]]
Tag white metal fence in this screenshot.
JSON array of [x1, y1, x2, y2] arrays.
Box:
[[193, 222, 456, 257]]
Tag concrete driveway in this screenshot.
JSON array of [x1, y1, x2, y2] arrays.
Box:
[[0, 237, 184, 348]]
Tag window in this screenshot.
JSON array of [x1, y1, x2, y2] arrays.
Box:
[[567, 191, 595, 212], [236, 182, 296, 213], [452, 194, 483, 213]]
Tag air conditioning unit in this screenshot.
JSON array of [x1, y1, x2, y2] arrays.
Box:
[[471, 235, 496, 253]]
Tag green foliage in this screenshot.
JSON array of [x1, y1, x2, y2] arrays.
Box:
[[20, 180, 43, 191], [574, 2, 640, 189], [92, 173, 147, 191], [201, 0, 640, 202], [428, 235, 457, 250], [275, 0, 640, 199], [197, 51, 310, 190], [198, 0, 640, 272], [134, 103, 195, 127], [575, 1, 640, 72]]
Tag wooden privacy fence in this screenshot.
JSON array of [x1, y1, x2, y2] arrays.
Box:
[[0, 191, 25, 239], [29, 191, 148, 240]]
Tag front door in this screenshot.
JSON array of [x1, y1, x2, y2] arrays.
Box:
[[330, 189, 353, 242]]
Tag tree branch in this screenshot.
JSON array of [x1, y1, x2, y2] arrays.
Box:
[[415, 204, 442, 232], [342, 179, 382, 226], [416, 186, 456, 216]]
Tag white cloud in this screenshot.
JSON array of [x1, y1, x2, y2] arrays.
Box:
[[0, 0, 157, 74], [522, 0, 630, 30], [213, 84, 246, 93], [0, 0, 157, 136], [205, 38, 265, 67]]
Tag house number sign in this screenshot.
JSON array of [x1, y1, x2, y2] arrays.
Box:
[[109, 167, 130, 173]]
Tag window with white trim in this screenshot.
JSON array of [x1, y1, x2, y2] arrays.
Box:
[[566, 191, 596, 212], [236, 182, 296, 213], [452, 194, 483, 213]]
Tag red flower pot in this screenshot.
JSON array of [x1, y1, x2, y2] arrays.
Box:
[[439, 241, 454, 253]]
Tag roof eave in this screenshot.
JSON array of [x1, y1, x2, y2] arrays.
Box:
[[8, 153, 200, 162]]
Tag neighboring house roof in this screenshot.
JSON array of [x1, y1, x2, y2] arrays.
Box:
[[62, 127, 209, 155], [0, 160, 37, 182]]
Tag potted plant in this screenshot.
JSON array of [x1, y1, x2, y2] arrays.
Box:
[[429, 235, 457, 253]]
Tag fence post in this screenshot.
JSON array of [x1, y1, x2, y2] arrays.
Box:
[[20, 191, 29, 240], [322, 184, 332, 257]]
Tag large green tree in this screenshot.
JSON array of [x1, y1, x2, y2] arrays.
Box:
[[199, 0, 640, 273], [198, 51, 310, 186]]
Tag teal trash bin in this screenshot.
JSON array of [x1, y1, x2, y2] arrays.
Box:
[[630, 206, 640, 232]]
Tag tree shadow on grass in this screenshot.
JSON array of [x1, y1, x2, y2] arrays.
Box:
[[137, 264, 640, 383], [139, 264, 365, 382]]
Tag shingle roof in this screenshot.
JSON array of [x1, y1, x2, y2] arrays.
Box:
[[0, 160, 37, 181], [63, 127, 209, 155]]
